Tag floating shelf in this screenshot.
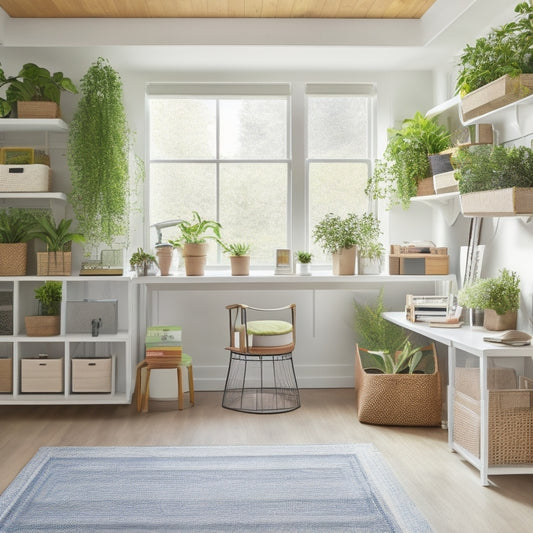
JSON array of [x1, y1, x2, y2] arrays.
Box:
[[0, 118, 68, 133]]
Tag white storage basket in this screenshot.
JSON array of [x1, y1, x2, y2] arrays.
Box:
[[0, 164, 51, 192]]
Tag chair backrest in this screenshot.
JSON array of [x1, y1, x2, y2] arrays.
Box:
[[226, 303, 296, 354]]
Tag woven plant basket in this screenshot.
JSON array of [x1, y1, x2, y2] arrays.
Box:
[[0, 243, 27, 276], [37, 252, 72, 276], [17, 101, 59, 119], [355, 344, 442, 426], [24, 315, 60, 337]]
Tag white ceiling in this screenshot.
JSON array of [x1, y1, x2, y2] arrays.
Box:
[[0, 0, 518, 72]]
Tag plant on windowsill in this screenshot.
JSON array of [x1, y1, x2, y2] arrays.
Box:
[[0, 208, 36, 276], [169, 212, 222, 276], [455, 2, 533, 119], [68, 57, 143, 255], [25, 280, 62, 336], [453, 144, 533, 216], [220, 242, 251, 276], [32, 214, 85, 276], [357, 213, 385, 275], [4, 62, 77, 118], [295, 251, 312, 276], [457, 268, 520, 331], [366, 112, 451, 209], [129, 248, 158, 277]]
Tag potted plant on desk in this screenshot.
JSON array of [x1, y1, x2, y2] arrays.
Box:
[[25, 280, 62, 336], [357, 213, 385, 275]]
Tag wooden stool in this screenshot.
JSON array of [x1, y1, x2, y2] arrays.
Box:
[[135, 354, 194, 413]]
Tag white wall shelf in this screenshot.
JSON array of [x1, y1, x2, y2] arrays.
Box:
[[0, 118, 68, 133], [410, 192, 461, 225]]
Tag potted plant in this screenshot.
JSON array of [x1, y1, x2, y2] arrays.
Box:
[[456, 2, 533, 120], [312, 212, 363, 275], [295, 251, 312, 276], [5, 62, 77, 118], [154, 243, 174, 276], [0, 208, 36, 276], [457, 268, 520, 331], [129, 248, 157, 277], [221, 242, 251, 276], [169, 212, 222, 276], [357, 213, 385, 275], [68, 58, 143, 254], [25, 280, 62, 336], [366, 112, 451, 209], [32, 215, 85, 276], [453, 144, 533, 216], [353, 291, 442, 426]]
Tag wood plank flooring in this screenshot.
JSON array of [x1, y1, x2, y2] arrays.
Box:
[[1, 389, 532, 532]]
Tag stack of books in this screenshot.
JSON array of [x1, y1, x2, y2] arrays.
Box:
[[145, 326, 183, 366], [405, 294, 455, 324]]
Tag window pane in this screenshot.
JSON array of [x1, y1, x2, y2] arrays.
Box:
[[219, 99, 287, 160], [309, 162, 369, 262], [219, 163, 287, 265], [308, 96, 368, 159], [150, 99, 216, 160]]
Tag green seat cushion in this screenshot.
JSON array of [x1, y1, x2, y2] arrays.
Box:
[[245, 320, 293, 336]]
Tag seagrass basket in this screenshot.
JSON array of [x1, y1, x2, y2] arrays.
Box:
[[17, 101, 59, 119], [37, 252, 72, 276], [0, 243, 27, 276], [24, 315, 60, 337], [355, 344, 442, 426]]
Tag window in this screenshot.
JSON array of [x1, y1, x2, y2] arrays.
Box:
[[148, 83, 375, 266]]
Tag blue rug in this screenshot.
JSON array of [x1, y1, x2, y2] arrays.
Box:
[[0, 444, 432, 532]]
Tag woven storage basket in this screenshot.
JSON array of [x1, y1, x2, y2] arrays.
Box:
[[0, 164, 51, 192], [24, 315, 60, 337], [0, 243, 27, 276], [17, 101, 59, 119], [37, 252, 71, 276], [355, 344, 442, 426]]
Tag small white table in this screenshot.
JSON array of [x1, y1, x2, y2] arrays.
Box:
[[383, 312, 533, 486]]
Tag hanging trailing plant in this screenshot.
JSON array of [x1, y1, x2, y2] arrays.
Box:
[[67, 57, 142, 252]]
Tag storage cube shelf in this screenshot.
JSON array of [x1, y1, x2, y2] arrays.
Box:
[[0, 277, 135, 405]]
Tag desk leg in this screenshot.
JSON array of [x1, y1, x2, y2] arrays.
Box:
[[479, 357, 490, 486], [447, 346, 456, 451]]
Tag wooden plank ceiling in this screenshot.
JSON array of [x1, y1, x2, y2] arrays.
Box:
[[0, 1, 437, 19]]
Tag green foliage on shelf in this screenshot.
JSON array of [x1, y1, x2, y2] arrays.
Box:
[[221, 242, 251, 256], [34, 281, 62, 316], [357, 213, 385, 260], [453, 144, 533, 194], [313, 212, 362, 255], [366, 112, 451, 209], [295, 251, 313, 264], [32, 214, 85, 252], [169, 211, 222, 246], [68, 57, 143, 252], [455, 2, 533, 96], [129, 247, 157, 268], [458, 268, 520, 315], [0, 209, 36, 243]]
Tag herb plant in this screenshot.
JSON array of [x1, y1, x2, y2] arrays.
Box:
[[357, 213, 384, 260], [295, 251, 313, 264], [455, 2, 533, 96], [221, 242, 251, 256], [68, 57, 142, 252], [366, 112, 451, 209], [34, 281, 62, 316], [313, 212, 362, 254], [457, 268, 520, 315]]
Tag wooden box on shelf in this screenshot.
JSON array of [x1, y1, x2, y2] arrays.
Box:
[[37, 251, 71, 276], [416, 177, 435, 196], [0, 358, 13, 393], [21, 356, 64, 393], [17, 101, 59, 119], [461, 74, 533, 121], [72, 357, 112, 393], [433, 171, 459, 195], [389, 245, 449, 275], [460, 187, 533, 217]]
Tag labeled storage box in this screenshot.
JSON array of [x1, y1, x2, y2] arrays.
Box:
[[21, 356, 64, 393], [0, 358, 13, 393], [66, 300, 118, 334], [72, 357, 112, 393], [0, 147, 50, 166], [0, 164, 51, 192]]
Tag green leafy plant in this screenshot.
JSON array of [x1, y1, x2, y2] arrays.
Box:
[[5, 62, 77, 109], [0, 63, 17, 117], [221, 242, 251, 256], [0, 209, 36, 243], [453, 144, 533, 194], [458, 268, 520, 315], [357, 213, 385, 260], [366, 112, 451, 209], [362, 341, 427, 375], [313, 212, 363, 255], [169, 211, 222, 247], [32, 214, 85, 252], [455, 2, 533, 96], [295, 251, 313, 264], [129, 247, 157, 268], [34, 281, 62, 316], [68, 57, 142, 252]]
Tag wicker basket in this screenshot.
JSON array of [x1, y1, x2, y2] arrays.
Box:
[[355, 344, 442, 426], [0, 243, 27, 276], [37, 252, 72, 276], [0, 164, 51, 192], [453, 367, 533, 465], [24, 315, 60, 337], [17, 101, 59, 119]]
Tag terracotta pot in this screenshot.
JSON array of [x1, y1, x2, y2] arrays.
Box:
[[155, 245, 173, 276], [182, 243, 208, 276], [25, 315, 60, 336], [332, 246, 356, 275], [230, 255, 250, 276], [483, 309, 517, 331]]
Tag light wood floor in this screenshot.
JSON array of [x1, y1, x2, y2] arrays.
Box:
[[1, 389, 532, 532]]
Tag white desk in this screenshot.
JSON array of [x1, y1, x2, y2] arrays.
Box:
[[384, 312, 533, 486]]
